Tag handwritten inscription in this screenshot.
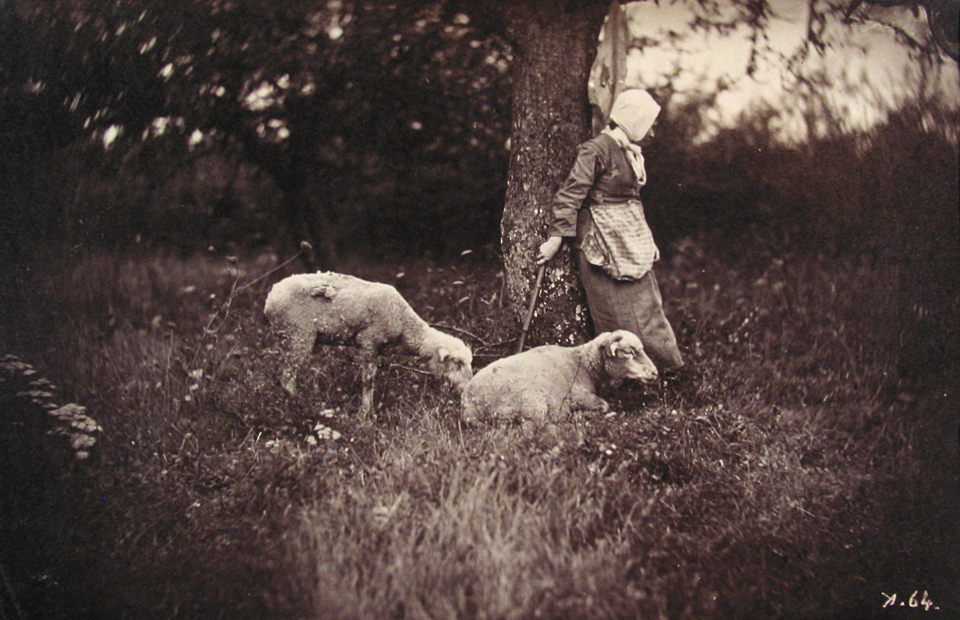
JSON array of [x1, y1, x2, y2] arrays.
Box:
[[881, 591, 939, 611]]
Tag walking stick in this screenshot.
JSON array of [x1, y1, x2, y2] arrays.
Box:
[[516, 263, 546, 353]]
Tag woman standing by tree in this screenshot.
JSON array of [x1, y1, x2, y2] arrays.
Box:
[[537, 88, 683, 374]]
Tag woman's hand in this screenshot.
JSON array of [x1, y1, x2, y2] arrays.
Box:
[[537, 236, 563, 265]]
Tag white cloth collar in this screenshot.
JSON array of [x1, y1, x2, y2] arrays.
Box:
[[602, 127, 647, 187]]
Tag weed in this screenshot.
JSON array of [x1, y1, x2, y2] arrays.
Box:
[[1, 239, 957, 619]]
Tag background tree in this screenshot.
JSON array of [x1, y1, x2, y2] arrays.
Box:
[[1, 0, 513, 263], [1, 0, 956, 347]]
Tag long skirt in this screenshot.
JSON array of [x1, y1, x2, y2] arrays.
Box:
[[578, 250, 684, 372]]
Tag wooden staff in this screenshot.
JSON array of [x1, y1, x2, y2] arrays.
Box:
[[516, 264, 546, 353]]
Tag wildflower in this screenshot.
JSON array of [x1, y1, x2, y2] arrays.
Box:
[[313, 422, 342, 441]]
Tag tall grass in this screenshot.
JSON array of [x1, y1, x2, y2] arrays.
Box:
[[1, 239, 957, 620]]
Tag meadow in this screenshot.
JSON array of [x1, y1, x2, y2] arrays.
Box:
[[1, 234, 958, 620]]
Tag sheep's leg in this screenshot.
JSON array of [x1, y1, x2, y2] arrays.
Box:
[[356, 347, 378, 416], [277, 324, 314, 396], [570, 391, 610, 414]]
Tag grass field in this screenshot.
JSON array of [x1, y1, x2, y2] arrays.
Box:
[[1, 237, 958, 620]]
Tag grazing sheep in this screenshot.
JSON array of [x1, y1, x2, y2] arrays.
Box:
[[461, 330, 657, 423], [264, 272, 473, 414]]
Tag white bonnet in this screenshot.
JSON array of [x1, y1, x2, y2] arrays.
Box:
[[609, 89, 661, 143]]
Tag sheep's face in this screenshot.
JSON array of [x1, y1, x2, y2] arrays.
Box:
[[427, 338, 474, 391], [600, 331, 658, 386]]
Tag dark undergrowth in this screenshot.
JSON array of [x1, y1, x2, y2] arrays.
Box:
[[1, 234, 958, 620]]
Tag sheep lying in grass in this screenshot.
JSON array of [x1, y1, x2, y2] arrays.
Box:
[[461, 330, 657, 423], [264, 272, 473, 414]]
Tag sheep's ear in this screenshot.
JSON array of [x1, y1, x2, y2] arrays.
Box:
[[602, 332, 622, 357], [438, 347, 450, 362]]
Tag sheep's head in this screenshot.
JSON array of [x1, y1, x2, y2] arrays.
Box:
[[599, 330, 658, 386], [425, 332, 473, 391]]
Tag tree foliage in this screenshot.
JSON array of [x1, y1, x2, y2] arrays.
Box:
[[2, 0, 514, 261], [1, 0, 956, 345]]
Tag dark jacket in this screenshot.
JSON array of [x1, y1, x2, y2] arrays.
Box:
[[547, 132, 641, 241]]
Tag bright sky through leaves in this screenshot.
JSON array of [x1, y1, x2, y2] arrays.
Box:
[[625, 0, 959, 143]]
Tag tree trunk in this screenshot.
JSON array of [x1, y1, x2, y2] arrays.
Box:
[[501, 1, 608, 347], [278, 177, 337, 271]]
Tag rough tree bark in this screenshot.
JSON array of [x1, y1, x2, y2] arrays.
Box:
[[500, 1, 610, 347]]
